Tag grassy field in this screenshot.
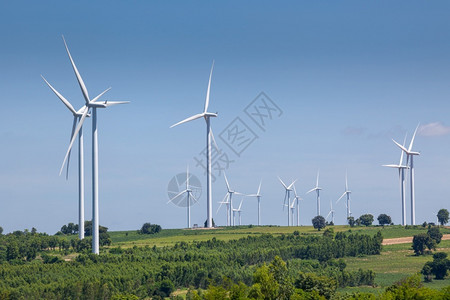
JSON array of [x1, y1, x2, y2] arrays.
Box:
[[107, 225, 450, 292]]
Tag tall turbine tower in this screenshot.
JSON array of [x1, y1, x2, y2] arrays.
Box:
[[326, 200, 335, 224], [383, 135, 408, 226], [41, 75, 88, 240], [171, 62, 217, 228], [279, 177, 296, 226], [336, 172, 352, 220], [392, 125, 420, 225], [247, 180, 262, 226], [307, 170, 322, 216], [168, 166, 199, 228], [292, 185, 302, 226], [58, 36, 129, 254]]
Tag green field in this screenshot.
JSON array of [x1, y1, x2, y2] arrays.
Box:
[[108, 224, 450, 292]]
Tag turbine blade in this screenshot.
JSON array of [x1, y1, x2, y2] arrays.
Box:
[[224, 172, 231, 191], [168, 190, 187, 204], [399, 134, 407, 165], [345, 171, 348, 191], [62, 35, 90, 104], [257, 180, 262, 195], [216, 193, 229, 214], [91, 88, 112, 103], [186, 165, 190, 188], [392, 139, 409, 153], [65, 116, 78, 180], [278, 177, 288, 189], [337, 192, 346, 203], [408, 123, 420, 152], [306, 188, 316, 194], [316, 170, 320, 188], [105, 101, 130, 107], [170, 113, 205, 128], [287, 179, 298, 190], [59, 108, 89, 175], [238, 198, 244, 210], [234, 192, 246, 196], [204, 60, 214, 113], [41, 75, 77, 115], [210, 127, 220, 152]]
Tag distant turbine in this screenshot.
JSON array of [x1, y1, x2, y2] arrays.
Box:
[[217, 172, 244, 226], [232, 198, 245, 226], [392, 125, 420, 225], [168, 166, 199, 228], [292, 185, 302, 226], [57, 36, 129, 254], [289, 197, 296, 226], [307, 170, 322, 216], [171, 61, 217, 228], [41, 75, 88, 240], [279, 177, 297, 226], [383, 135, 408, 226], [336, 171, 352, 221], [247, 180, 263, 226], [326, 200, 335, 224]]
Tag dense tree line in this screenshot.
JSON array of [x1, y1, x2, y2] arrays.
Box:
[[0, 231, 382, 299]]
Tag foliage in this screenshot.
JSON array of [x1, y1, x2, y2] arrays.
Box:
[[139, 223, 162, 235], [427, 226, 443, 244], [381, 274, 444, 299], [359, 214, 374, 227], [437, 208, 449, 226], [412, 233, 435, 255], [377, 214, 391, 226], [348, 217, 356, 227], [312, 216, 326, 231], [422, 252, 450, 280], [0, 226, 3, 235], [60, 222, 79, 235]]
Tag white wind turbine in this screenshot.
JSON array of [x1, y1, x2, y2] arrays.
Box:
[[326, 200, 335, 224], [217, 172, 245, 226], [289, 197, 296, 226], [392, 125, 420, 225], [307, 170, 322, 216], [233, 198, 245, 226], [279, 177, 297, 226], [247, 180, 262, 226], [383, 135, 408, 226], [292, 185, 302, 226], [336, 172, 352, 221], [171, 62, 217, 228], [57, 36, 129, 254], [168, 166, 199, 228], [41, 75, 88, 240]]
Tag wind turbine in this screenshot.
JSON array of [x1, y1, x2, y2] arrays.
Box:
[[307, 170, 322, 216], [326, 200, 335, 225], [41, 75, 88, 240], [168, 166, 199, 228], [233, 198, 244, 226], [279, 177, 296, 226], [392, 125, 420, 225], [292, 185, 302, 226], [57, 36, 129, 254], [336, 172, 352, 221], [383, 135, 408, 226], [247, 180, 262, 226], [171, 62, 217, 228], [217, 172, 244, 226], [289, 197, 296, 226]]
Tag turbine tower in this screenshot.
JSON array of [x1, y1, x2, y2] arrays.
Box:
[[171, 62, 217, 228], [292, 185, 302, 226], [307, 170, 322, 216], [217, 172, 244, 226], [383, 135, 408, 226], [41, 75, 88, 240], [168, 166, 199, 228], [336, 172, 352, 221], [247, 180, 262, 226], [279, 177, 296, 226], [392, 125, 420, 225], [326, 200, 335, 224], [57, 36, 129, 254]]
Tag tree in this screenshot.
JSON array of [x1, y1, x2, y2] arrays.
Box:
[[312, 216, 326, 231], [412, 233, 435, 255], [0, 226, 3, 235], [139, 223, 162, 234], [377, 214, 392, 226], [437, 209, 449, 226], [347, 217, 355, 227], [427, 226, 443, 244], [359, 214, 374, 226], [422, 252, 450, 280]]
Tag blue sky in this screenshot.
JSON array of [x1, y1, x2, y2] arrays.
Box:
[[1, 1, 450, 233]]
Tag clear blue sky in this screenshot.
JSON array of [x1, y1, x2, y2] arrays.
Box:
[[1, 1, 450, 233]]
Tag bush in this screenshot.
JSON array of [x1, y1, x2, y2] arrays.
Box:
[[359, 214, 374, 226], [377, 214, 392, 226], [412, 233, 435, 255], [139, 223, 162, 235], [427, 226, 443, 244]]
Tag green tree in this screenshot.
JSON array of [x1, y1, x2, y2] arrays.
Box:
[[253, 264, 279, 299], [426, 252, 450, 280], [377, 214, 392, 226], [347, 217, 355, 227], [312, 215, 326, 231], [269, 256, 294, 299], [139, 223, 162, 234], [0, 226, 3, 235], [427, 226, 443, 244], [412, 233, 435, 255], [359, 214, 374, 226], [437, 208, 449, 226]]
